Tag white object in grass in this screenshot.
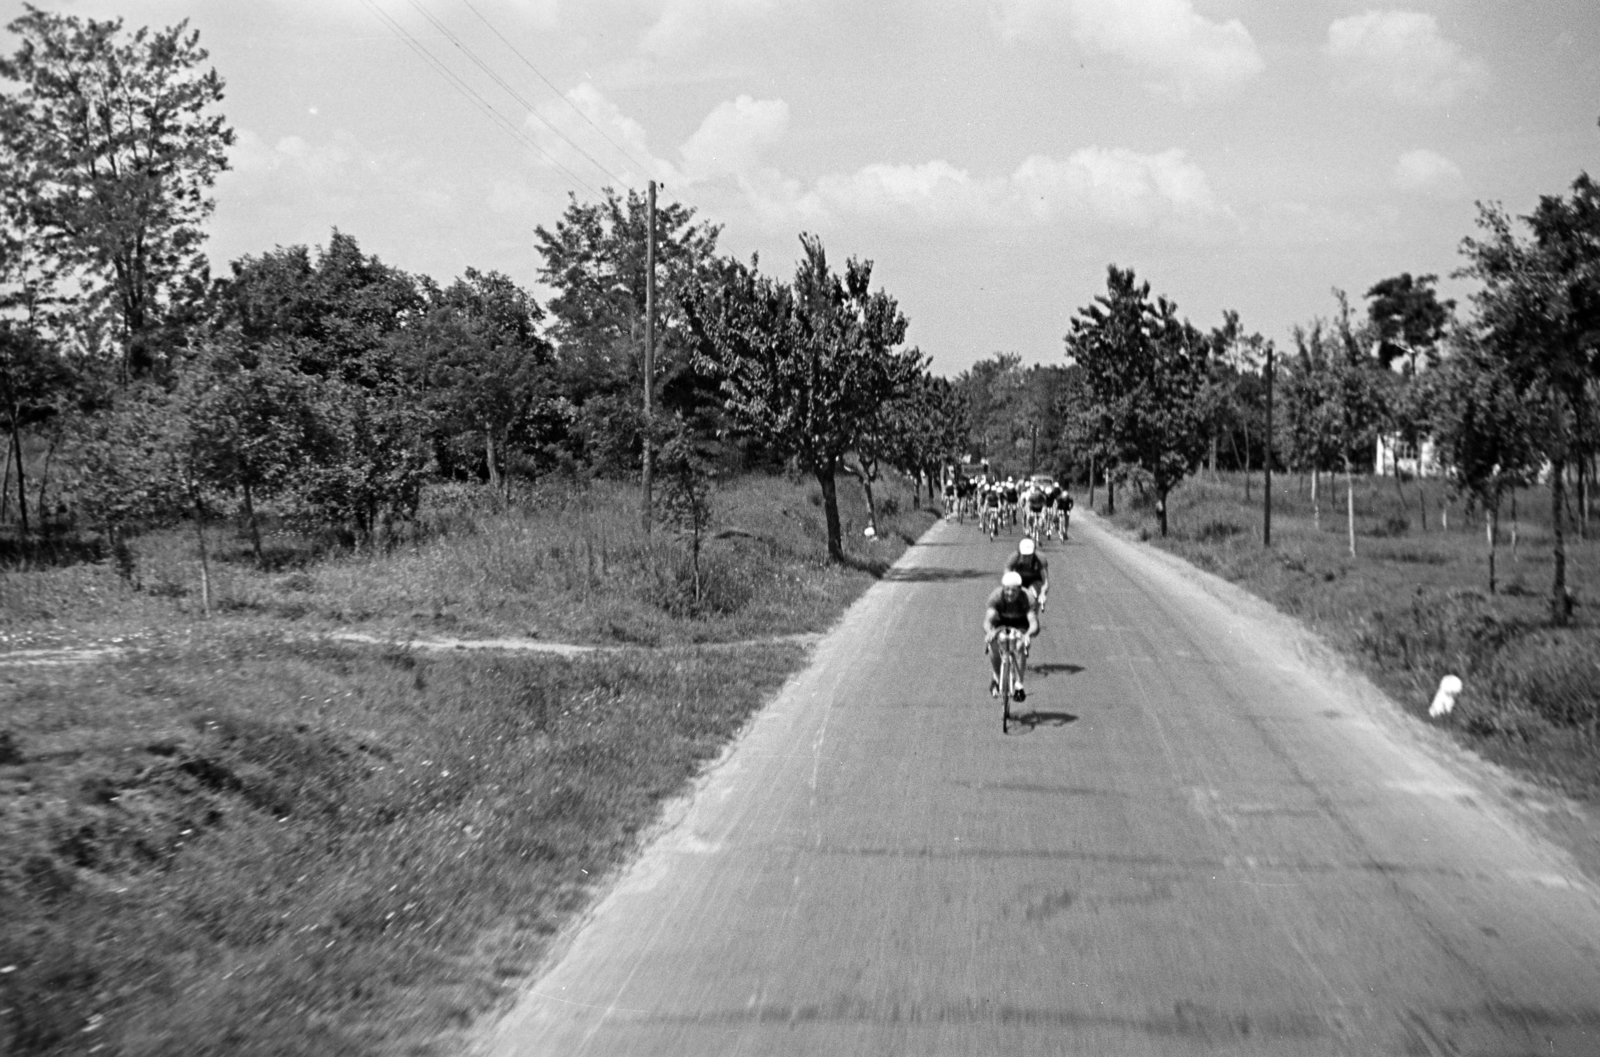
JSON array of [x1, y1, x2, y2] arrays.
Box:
[[863, 526, 876, 538], [1428, 674, 1463, 718]]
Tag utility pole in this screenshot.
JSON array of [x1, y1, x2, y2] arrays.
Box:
[[1263, 342, 1274, 548], [642, 180, 656, 534]]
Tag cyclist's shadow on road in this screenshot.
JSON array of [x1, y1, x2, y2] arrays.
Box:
[[1012, 710, 1078, 730], [1030, 663, 1085, 677]]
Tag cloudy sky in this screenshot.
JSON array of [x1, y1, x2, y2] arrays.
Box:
[[8, 0, 1598, 374]]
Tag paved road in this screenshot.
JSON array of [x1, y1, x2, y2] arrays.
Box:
[[484, 512, 1600, 1056]]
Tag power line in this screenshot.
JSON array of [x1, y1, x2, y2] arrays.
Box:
[[357, 0, 600, 195], [455, 0, 655, 178], [400, 0, 632, 189]]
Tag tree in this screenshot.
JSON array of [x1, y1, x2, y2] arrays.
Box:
[[1365, 272, 1454, 372], [656, 415, 716, 607], [0, 6, 234, 379], [1458, 173, 1600, 623], [1064, 266, 1211, 535], [1433, 336, 1539, 593], [535, 188, 724, 466], [404, 268, 551, 495], [0, 320, 75, 535], [180, 339, 316, 564], [211, 231, 424, 384], [689, 236, 922, 561]]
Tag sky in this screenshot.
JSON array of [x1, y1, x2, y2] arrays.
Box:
[[6, 0, 1599, 376]]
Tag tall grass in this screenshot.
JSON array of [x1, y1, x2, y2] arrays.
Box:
[[1106, 471, 1600, 798], [1, 472, 934, 646]]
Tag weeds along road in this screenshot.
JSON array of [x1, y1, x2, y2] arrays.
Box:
[[483, 511, 1600, 1056]]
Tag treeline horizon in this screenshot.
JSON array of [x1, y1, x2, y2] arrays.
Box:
[[2, 7, 1596, 622]]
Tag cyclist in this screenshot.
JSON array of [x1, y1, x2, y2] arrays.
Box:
[[980, 479, 1004, 537], [985, 570, 1038, 700], [1006, 536, 1049, 611], [1002, 477, 1020, 526], [1024, 482, 1049, 538], [1054, 486, 1074, 540]]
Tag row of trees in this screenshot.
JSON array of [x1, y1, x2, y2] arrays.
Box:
[[955, 174, 1597, 624], [0, 9, 971, 575]]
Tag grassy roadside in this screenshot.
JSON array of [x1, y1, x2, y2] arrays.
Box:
[[1100, 472, 1600, 801], [0, 472, 936, 1057]]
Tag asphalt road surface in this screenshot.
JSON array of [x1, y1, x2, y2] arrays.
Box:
[[484, 511, 1600, 1056]]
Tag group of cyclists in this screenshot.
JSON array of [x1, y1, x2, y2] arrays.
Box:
[[940, 464, 1072, 711], [943, 472, 1073, 543]]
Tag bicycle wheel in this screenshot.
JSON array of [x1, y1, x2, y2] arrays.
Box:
[[1000, 649, 1012, 732]]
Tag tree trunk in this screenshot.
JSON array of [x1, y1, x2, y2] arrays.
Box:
[[1088, 455, 1096, 508], [11, 428, 27, 537], [1158, 487, 1169, 537], [1488, 503, 1498, 595], [816, 465, 844, 562], [0, 431, 11, 523], [841, 459, 878, 537], [243, 481, 264, 566], [1345, 457, 1355, 557], [485, 428, 501, 495], [1106, 476, 1115, 516], [1552, 458, 1568, 626], [1311, 468, 1319, 532], [193, 488, 212, 618]]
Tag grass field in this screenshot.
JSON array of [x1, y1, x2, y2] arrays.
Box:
[[1103, 470, 1600, 800], [0, 471, 936, 1057]]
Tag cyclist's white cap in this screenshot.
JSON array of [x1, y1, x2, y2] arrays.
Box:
[[1001, 571, 1023, 588], [1018, 538, 1035, 555]]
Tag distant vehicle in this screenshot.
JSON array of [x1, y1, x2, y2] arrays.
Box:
[[1029, 474, 1056, 489]]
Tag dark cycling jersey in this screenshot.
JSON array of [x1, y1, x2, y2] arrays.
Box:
[[1027, 489, 1047, 511], [986, 586, 1034, 632], [1006, 552, 1048, 590], [982, 489, 1001, 507]]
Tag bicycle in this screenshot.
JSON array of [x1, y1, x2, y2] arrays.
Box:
[[980, 504, 1002, 539], [991, 627, 1028, 732]]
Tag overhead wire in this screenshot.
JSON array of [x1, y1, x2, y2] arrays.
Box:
[[399, 0, 634, 190], [454, 0, 655, 179], [356, 0, 601, 195]]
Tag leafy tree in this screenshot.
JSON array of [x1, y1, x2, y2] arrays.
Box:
[[1433, 336, 1540, 593], [211, 231, 424, 384], [1365, 272, 1454, 371], [1458, 174, 1600, 623], [295, 377, 432, 547], [656, 415, 716, 606], [689, 236, 922, 561], [180, 339, 316, 564], [0, 5, 234, 379], [1064, 266, 1211, 535], [535, 188, 723, 466], [0, 320, 75, 535], [404, 268, 551, 495]]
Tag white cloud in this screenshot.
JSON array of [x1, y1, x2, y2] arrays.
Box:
[[792, 146, 1225, 232], [1394, 148, 1465, 196], [993, 0, 1263, 102], [1326, 11, 1483, 106], [528, 83, 674, 187], [679, 96, 789, 180], [640, 0, 779, 56]]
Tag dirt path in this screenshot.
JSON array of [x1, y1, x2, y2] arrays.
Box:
[[0, 630, 828, 667]]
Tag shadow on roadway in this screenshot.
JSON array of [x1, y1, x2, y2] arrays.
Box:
[[1011, 710, 1078, 731], [882, 566, 996, 583], [1031, 663, 1085, 677]]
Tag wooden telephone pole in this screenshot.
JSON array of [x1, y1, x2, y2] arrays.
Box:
[[1263, 342, 1274, 548], [642, 180, 656, 534]]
